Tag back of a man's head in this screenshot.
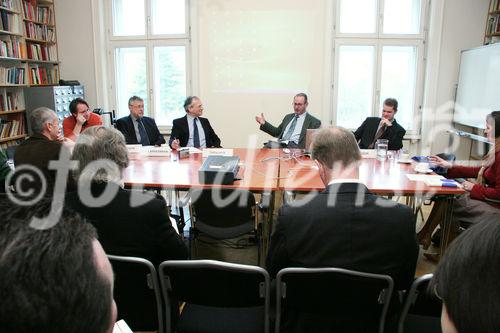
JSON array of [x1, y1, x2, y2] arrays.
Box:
[[0, 201, 114, 333], [311, 126, 361, 169], [29, 107, 57, 134]]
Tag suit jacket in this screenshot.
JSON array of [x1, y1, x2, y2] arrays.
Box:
[[66, 182, 188, 266], [115, 115, 166, 146], [260, 112, 321, 148], [168, 115, 221, 148], [13, 134, 72, 196], [267, 182, 418, 333], [354, 117, 406, 151]]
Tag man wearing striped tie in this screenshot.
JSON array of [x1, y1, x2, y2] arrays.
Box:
[[255, 93, 321, 148], [353, 97, 406, 151]]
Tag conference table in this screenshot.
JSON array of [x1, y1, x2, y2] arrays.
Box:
[[123, 148, 464, 261]]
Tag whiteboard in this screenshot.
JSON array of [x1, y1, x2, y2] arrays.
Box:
[[454, 43, 500, 129]]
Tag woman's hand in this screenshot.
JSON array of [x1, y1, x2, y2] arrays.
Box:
[[428, 155, 452, 169], [462, 180, 475, 192]]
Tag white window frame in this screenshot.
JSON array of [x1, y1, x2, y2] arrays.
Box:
[[104, 0, 191, 130], [332, 0, 428, 137]]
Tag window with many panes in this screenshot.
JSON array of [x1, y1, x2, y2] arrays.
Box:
[[106, 0, 189, 127], [333, 0, 427, 134]]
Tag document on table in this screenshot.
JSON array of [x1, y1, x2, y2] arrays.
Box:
[[406, 174, 445, 182]]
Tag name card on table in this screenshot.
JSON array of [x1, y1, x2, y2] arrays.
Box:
[[126, 144, 171, 157], [202, 148, 234, 157]]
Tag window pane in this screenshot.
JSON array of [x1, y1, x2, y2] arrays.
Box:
[[383, 0, 421, 34], [112, 0, 145, 36], [339, 0, 377, 34], [115, 47, 147, 118], [336, 45, 375, 128], [152, 0, 186, 35], [380, 46, 417, 131], [153, 46, 187, 126]]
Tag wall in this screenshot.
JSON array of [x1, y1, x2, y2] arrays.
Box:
[[54, 0, 98, 108], [193, 0, 332, 147], [54, 0, 491, 153], [422, 0, 489, 159]]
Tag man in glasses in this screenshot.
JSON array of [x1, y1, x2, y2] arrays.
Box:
[[255, 93, 321, 148], [63, 97, 102, 141], [354, 97, 405, 151], [116, 95, 165, 146]]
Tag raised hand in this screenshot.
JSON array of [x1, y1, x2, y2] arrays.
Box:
[[255, 113, 266, 125]]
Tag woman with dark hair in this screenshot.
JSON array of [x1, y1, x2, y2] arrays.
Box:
[[430, 214, 500, 333], [418, 111, 500, 249]]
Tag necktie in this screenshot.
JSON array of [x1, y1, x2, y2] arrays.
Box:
[[282, 115, 299, 141], [137, 118, 150, 146], [193, 118, 200, 148], [368, 124, 386, 149]]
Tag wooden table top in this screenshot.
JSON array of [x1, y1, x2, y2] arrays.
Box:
[[123, 148, 280, 191], [278, 151, 465, 196], [123, 148, 464, 196]]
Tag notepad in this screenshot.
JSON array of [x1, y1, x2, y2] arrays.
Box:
[[425, 178, 459, 187]]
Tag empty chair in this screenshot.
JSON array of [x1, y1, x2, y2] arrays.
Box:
[[398, 274, 442, 333], [190, 188, 262, 263], [275, 267, 394, 333], [159, 259, 270, 333], [107, 255, 164, 333]]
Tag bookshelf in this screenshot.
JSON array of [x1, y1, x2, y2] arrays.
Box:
[[485, 0, 500, 44], [0, 0, 59, 148]]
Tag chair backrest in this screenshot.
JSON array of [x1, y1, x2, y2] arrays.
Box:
[[398, 274, 442, 333], [276, 267, 394, 333], [107, 255, 164, 333], [159, 259, 270, 333], [190, 188, 255, 227]]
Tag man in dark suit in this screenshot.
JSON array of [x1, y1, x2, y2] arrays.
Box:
[[255, 93, 321, 148], [66, 126, 188, 267], [13, 107, 73, 197], [169, 96, 221, 149], [115, 96, 166, 146], [354, 97, 406, 151], [267, 126, 418, 333], [66, 126, 187, 330]]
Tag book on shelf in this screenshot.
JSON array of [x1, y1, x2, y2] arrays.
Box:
[[0, 137, 23, 148], [0, 113, 25, 138], [0, 36, 26, 58], [37, 6, 53, 25], [21, 0, 35, 21], [1, 0, 17, 11], [29, 63, 57, 85], [0, 66, 25, 84]]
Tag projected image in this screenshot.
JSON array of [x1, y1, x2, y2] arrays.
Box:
[[202, 8, 320, 93]]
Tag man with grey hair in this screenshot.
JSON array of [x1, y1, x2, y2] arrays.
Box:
[[115, 95, 165, 146], [169, 96, 221, 149], [66, 126, 187, 329], [13, 107, 72, 197], [267, 126, 418, 332]]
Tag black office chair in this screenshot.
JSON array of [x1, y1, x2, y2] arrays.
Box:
[[275, 267, 394, 333], [189, 188, 262, 263], [159, 259, 270, 333], [107, 255, 164, 333], [398, 274, 442, 333]]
